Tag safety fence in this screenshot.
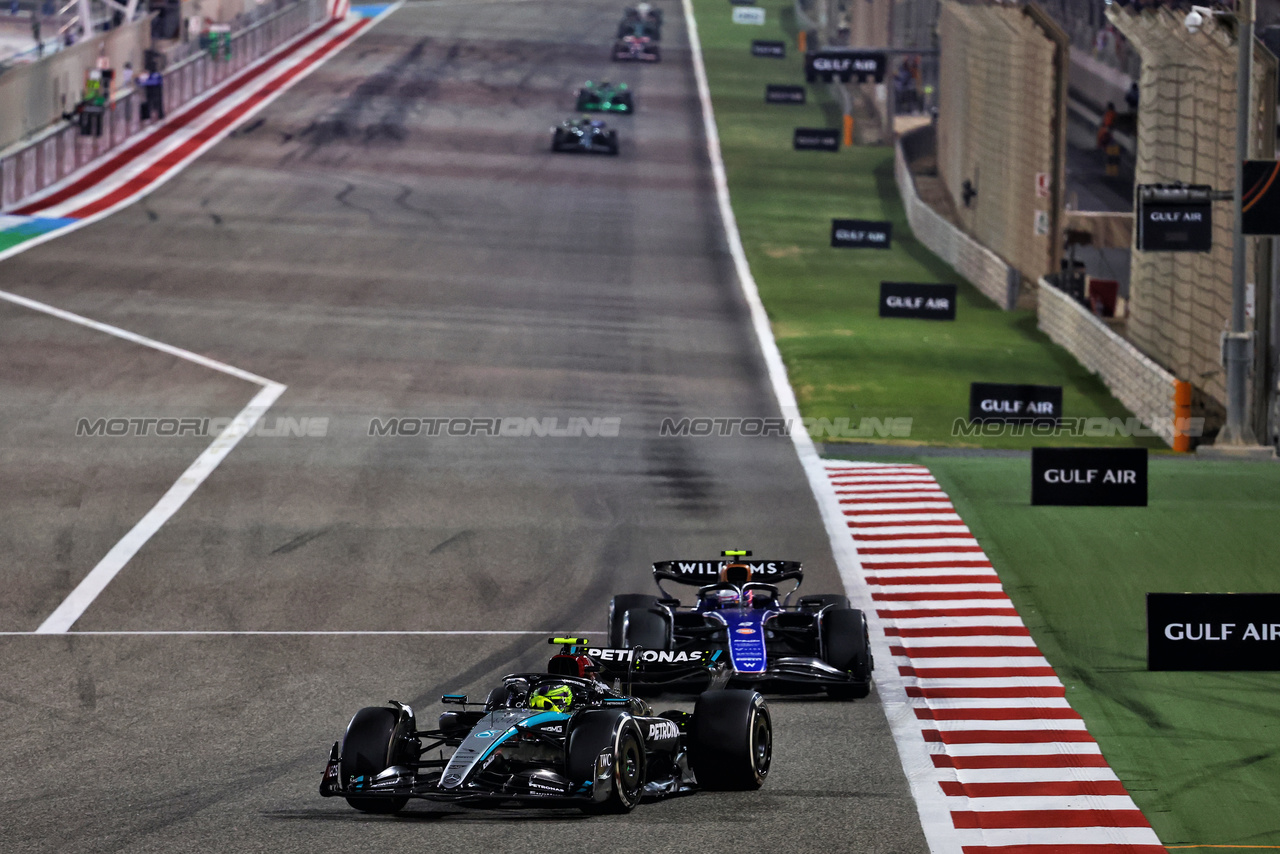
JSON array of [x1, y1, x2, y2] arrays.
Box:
[[0, 0, 323, 211]]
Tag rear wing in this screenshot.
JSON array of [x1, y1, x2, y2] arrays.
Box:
[[551, 638, 727, 687], [652, 559, 804, 587]]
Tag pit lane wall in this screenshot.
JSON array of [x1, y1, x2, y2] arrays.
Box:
[[894, 135, 1016, 310], [0, 0, 324, 211], [1037, 278, 1179, 447]]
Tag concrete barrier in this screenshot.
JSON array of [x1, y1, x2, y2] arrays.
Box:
[[1037, 277, 1178, 446]]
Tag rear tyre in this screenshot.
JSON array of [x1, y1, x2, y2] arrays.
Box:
[[651, 46, 661, 62], [608, 594, 661, 647], [823, 608, 872, 699], [604, 131, 619, 155], [689, 690, 771, 790], [340, 707, 413, 813], [620, 606, 670, 650]]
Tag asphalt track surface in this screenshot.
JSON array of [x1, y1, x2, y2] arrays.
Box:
[[0, 1, 931, 851]]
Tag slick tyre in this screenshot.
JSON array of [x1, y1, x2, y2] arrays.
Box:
[[340, 707, 413, 813], [823, 608, 873, 699], [620, 606, 670, 651], [690, 690, 771, 790], [568, 711, 645, 814], [608, 594, 661, 647], [604, 131, 619, 155]]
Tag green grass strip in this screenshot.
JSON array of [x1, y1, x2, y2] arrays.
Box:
[[827, 449, 1280, 845]]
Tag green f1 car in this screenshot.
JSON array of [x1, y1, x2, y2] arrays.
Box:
[[576, 81, 634, 114]]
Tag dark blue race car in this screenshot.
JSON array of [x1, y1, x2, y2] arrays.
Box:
[[606, 551, 873, 699]]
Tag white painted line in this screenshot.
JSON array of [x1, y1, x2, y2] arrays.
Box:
[[36, 382, 286, 633], [956, 768, 1121, 783], [921, 722, 1090, 737], [678, 2, 958, 853], [947, 828, 1162, 846], [0, 289, 276, 386], [912, 697, 1074, 709], [895, 636, 1040, 649], [10, 3, 410, 634], [946, 795, 1147, 811], [942, 742, 1104, 756]]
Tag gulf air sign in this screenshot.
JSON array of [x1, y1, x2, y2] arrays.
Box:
[[804, 50, 887, 83]]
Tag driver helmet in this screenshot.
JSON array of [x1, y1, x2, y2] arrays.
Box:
[[529, 682, 575, 713], [719, 562, 754, 606]]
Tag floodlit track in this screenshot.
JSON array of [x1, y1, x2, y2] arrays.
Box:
[[0, 1, 930, 851]]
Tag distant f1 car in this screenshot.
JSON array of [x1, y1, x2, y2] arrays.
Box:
[[606, 550, 873, 699], [617, 14, 660, 40], [319, 638, 772, 814], [576, 80, 634, 114], [612, 33, 660, 62], [551, 116, 620, 154]]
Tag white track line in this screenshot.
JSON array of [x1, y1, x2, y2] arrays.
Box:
[[678, 2, 958, 851], [11, 5, 408, 634], [35, 382, 286, 633]]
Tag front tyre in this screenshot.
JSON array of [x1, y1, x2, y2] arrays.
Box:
[[340, 707, 414, 813], [568, 712, 645, 814], [690, 690, 771, 790]]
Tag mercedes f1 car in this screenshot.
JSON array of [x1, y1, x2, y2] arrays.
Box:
[[551, 116, 620, 154], [612, 31, 660, 62], [576, 81, 634, 114], [319, 638, 772, 814], [606, 551, 874, 699]]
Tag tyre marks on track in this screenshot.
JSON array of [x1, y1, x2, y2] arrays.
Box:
[[824, 459, 1166, 854]]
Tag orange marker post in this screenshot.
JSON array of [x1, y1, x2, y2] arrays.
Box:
[[1172, 380, 1193, 452], [798, 30, 807, 53], [842, 114, 854, 147]]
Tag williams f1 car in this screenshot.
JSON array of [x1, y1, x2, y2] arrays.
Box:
[[616, 7, 661, 40], [551, 116, 620, 154], [606, 551, 873, 698], [319, 638, 772, 814], [576, 80, 634, 114], [612, 31, 660, 62]]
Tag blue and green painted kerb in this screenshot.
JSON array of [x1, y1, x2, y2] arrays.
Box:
[[0, 216, 79, 253]]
